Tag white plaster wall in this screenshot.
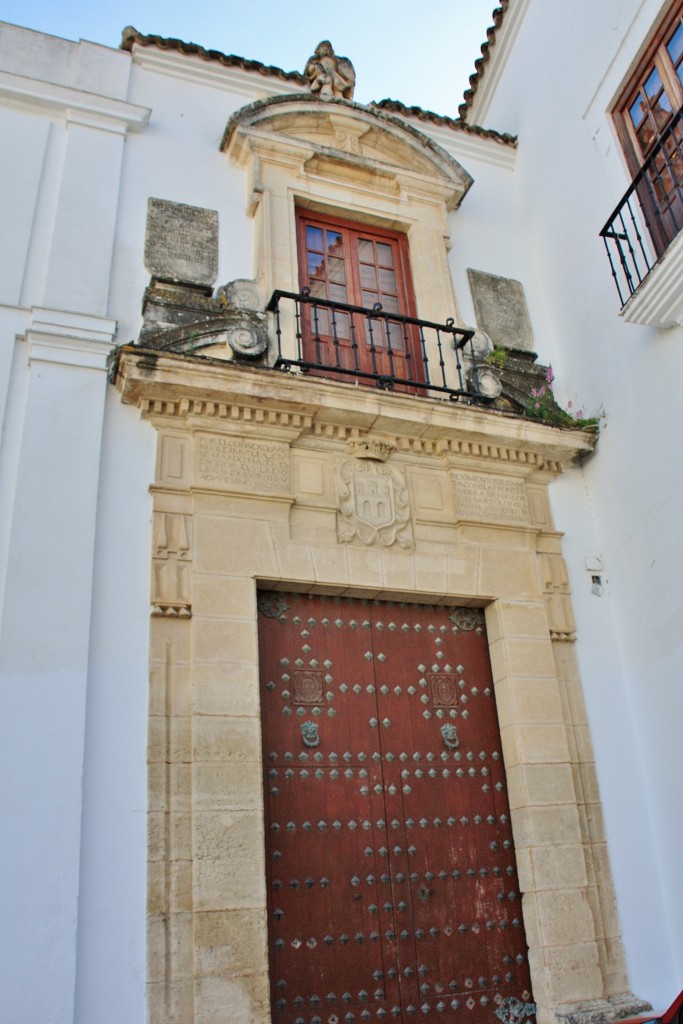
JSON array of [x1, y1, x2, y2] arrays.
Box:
[[473, 0, 683, 1006], [74, 391, 155, 1024], [3, 9, 681, 1018], [0, 26, 154, 1024]]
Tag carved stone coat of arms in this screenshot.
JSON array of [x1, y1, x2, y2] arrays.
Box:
[[336, 458, 413, 547]]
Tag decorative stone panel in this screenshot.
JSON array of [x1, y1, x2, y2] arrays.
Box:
[[113, 348, 644, 1024]]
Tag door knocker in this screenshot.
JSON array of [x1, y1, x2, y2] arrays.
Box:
[[440, 723, 459, 750], [300, 720, 320, 748]]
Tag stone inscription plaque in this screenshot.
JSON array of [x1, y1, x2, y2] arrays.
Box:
[[145, 198, 218, 287], [196, 435, 290, 493], [467, 269, 534, 351], [453, 471, 529, 524]]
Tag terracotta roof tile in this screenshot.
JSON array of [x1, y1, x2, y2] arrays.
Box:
[[371, 98, 516, 147], [120, 26, 307, 85], [119, 26, 515, 146], [458, 2, 509, 121]]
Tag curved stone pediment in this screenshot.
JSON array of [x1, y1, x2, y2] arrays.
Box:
[[221, 94, 473, 209]]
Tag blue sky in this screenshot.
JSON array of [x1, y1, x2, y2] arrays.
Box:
[[1, 0, 496, 115]]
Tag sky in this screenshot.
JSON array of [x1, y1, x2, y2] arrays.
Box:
[[1, 0, 496, 116]]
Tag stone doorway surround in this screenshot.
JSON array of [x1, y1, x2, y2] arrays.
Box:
[[114, 349, 645, 1024]]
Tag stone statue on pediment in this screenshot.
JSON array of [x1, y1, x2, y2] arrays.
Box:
[[305, 40, 355, 100]]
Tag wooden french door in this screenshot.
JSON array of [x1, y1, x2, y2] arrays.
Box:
[[617, 7, 683, 255], [258, 593, 535, 1024], [296, 211, 425, 386]]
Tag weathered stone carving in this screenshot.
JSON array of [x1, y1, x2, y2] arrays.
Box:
[[218, 278, 261, 310], [336, 459, 413, 547], [151, 511, 192, 617], [469, 365, 503, 399], [144, 198, 218, 288], [453, 471, 530, 525], [540, 552, 577, 641], [196, 435, 290, 494], [347, 437, 396, 462], [467, 269, 534, 351], [305, 41, 355, 100]]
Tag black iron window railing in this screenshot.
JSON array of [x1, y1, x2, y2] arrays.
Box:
[[601, 105, 683, 306], [266, 289, 484, 401]]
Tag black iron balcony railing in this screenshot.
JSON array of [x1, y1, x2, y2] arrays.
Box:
[[600, 105, 683, 306], [266, 289, 484, 401]]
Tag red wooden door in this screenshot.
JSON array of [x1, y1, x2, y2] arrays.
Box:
[[296, 212, 424, 386], [258, 593, 535, 1024]]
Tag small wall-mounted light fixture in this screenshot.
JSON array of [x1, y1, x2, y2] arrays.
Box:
[[585, 557, 604, 596]]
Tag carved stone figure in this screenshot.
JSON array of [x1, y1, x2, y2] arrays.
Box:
[[305, 40, 355, 100]]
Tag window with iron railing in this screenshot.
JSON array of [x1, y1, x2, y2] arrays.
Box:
[[601, 3, 683, 305]]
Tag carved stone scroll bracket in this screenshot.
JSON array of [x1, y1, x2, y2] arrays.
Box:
[[540, 552, 576, 642], [336, 458, 413, 548], [151, 511, 192, 618]]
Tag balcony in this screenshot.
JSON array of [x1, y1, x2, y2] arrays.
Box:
[[601, 107, 683, 323], [266, 289, 487, 402]]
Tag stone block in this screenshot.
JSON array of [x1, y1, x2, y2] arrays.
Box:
[[148, 714, 192, 764], [480, 546, 541, 600], [148, 763, 192, 812], [543, 944, 603, 1003], [311, 542, 350, 587], [194, 762, 265, 812], [485, 600, 549, 645], [149, 618, 192, 663], [194, 848, 266, 911], [149, 659, 193, 717], [445, 545, 479, 595], [510, 804, 582, 850], [194, 515, 278, 576], [380, 546, 417, 592], [531, 845, 588, 891], [147, 859, 193, 914], [193, 616, 259, 664], [194, 973, 270, 1024], [414, 551, 448, 595], [145, 197, 218, 287], [148, 810, 193, 862], [467, 268, 534, 350], [274, 539, 316, 582], [148, 979, 194, 1024], [148, 911, 194, 983], [195, 909, 268, 978], [193, 660, 260, 716], [504, 723, 571, 765], [507, 763, 576, 810], [510, 677, 565, 724], [345, 544, 383, 589], [192, 574, 257, 618], [193, 716, 262, 764]]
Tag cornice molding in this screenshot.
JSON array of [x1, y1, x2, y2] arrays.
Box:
[[130, 46, 304, 100], [27, 308, 118, 369], [114, 347, 596, 474], [0, 70, 150, 133]]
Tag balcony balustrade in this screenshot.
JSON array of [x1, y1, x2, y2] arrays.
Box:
[[266, 289, 485, 402], [601, 106, 683, 306]]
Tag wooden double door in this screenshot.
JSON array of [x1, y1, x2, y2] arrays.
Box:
[[258, 593, 534, 1024]]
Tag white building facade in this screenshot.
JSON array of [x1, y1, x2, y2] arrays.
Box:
[[0, 4, 680, 1023]]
